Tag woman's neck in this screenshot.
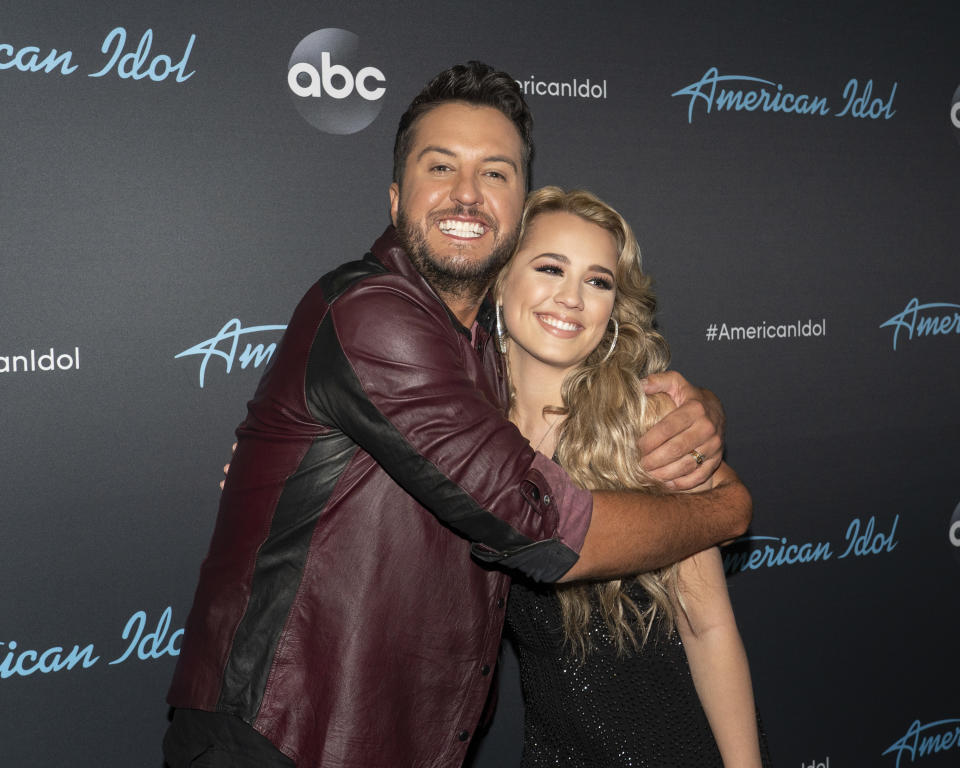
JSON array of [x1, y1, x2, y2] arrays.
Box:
[[507, 345, 571, 456]]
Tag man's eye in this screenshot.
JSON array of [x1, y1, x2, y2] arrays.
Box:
[[485, 170, 506, 180]]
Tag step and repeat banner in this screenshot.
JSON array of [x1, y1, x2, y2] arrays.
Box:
[[2, 1, 958, 765]]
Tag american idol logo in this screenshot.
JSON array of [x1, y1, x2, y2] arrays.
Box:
[[879, 298, 960, 350], [672, 67, 896, 124], [175, 318, 286, 388], [287, 28, 386, 134], [883, 718, 960, 766], [723, 515, 898, 575], [1, 607, 181, 679], [516, 74, 608, 100], [0, 27, 195, 83], [0, 346, 80, 374]]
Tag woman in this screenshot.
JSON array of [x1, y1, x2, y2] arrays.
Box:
[[494, 186, 770, 767]]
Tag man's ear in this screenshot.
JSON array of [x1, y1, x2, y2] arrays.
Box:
[[388, 182, 400, 227]]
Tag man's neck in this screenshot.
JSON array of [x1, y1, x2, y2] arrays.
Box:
[[439, 293, 484, 328], [426, 275, 492, 327]]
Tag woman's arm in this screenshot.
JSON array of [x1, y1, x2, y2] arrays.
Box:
[[675, 542, 764, 767]]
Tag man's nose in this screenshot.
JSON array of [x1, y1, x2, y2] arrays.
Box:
[[451, 173, 483, 206]]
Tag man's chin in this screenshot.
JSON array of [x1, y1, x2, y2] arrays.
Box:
[[397, 214, 518, 299], [432, 246, 497, 275], [411, 249, 503, 300], [427, 255, 500, 285]]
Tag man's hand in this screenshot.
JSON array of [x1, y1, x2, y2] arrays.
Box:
[[638, 371, 725, 490], [219, 442, 237, 490]]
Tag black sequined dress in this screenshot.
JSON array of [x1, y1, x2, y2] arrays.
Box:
[[505, 578, 771, 767]]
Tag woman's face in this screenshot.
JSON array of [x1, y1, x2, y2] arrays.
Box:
[[499, 210, 618, 372]]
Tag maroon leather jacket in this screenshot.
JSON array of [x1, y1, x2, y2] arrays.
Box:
[[168, 227, 592, 767]]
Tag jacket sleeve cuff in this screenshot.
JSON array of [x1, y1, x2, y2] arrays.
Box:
[[468, 454, 593, 583], [530, 452, 592, 555], [470, 538, 579, 583]]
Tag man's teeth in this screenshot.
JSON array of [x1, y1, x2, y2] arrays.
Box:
[[540, 315, 579, 331], [438, 220, 485, 238]]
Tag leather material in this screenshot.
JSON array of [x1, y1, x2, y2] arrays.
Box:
[[168, 227, 586, 767]]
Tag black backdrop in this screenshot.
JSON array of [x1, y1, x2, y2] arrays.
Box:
[[2, 2, 958, 765]]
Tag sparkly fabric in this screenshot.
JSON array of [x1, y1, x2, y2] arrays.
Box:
[[505, 578, 772, 767]]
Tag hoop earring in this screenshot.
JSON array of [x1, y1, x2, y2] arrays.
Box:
[[496, 301, 507, 354], [600, 317, 619, 363]]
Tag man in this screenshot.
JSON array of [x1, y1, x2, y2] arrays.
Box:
[[164, 62, 749, 768]]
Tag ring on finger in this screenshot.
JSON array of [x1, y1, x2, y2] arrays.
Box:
[[690, 449, 705, 466]]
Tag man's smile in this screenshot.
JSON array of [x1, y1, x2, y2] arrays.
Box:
[[437, 218, 489, 239]]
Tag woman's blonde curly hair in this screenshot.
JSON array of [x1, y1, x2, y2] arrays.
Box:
[[496, 186, 681, 659]]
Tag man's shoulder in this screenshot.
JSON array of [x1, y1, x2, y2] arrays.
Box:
[[317, 226, 422, 305], [319, 253, 390, 304], [318, 252, 447, 327]]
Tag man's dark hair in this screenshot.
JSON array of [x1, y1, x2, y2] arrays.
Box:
[[392, 61, 533, 188]]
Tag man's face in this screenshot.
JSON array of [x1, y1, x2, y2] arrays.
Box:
[[389, 102, 526, 299]]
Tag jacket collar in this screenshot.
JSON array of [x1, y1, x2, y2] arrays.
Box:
[[369, 225, 493, 340]]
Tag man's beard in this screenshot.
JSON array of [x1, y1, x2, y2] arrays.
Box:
[[396, 205, 519, 304]]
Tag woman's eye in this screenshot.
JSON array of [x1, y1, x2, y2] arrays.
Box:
[[534, 265, 563, 276], [589, 277, 614, 290]]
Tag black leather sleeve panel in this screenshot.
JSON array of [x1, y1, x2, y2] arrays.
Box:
[[304, 277, 579, 582]]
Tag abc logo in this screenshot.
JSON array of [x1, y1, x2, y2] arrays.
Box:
[[287, 28, 386, 135]]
